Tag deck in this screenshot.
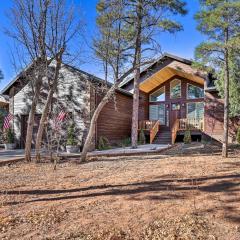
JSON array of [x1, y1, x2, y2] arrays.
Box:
[[139, 118, 204, 144]]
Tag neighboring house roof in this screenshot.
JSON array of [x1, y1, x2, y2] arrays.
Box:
[[0, 94, 9, 106], [0, 62, 132, 98]]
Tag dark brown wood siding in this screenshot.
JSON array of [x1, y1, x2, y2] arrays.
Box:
[[139, 91, 149, 121], [96, 91, 133, 146], [204, 91, 240, 143]]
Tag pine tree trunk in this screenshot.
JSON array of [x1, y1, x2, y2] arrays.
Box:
[[131, 0, 142, 148], [222, 30, 230, 158], [81, 85, 116, 162], [131, 68, 140, 148]]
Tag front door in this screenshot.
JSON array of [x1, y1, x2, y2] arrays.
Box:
[[170, 103, 181, 129]]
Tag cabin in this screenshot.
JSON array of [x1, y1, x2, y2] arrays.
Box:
[[120, 53, 239, 144]]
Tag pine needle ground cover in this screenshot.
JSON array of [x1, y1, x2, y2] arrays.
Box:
[[0, 143, 240, 239]]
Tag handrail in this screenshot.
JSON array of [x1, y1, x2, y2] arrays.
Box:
[[179, 118, 204, 131], [171, 119, 180, 144], [150, 120, 160, 144], [138, 120, 160, 144], [138, 120, 158, 131]]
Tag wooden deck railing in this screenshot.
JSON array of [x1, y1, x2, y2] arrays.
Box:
[[171, 118, 203, 144], [179, 118, 204, 131], [138, 120, 160, 144], [150, 120, 160, 144], [171, 119, 180, 144]]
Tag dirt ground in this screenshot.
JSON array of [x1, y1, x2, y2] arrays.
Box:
[[0, 143, 240, 240]]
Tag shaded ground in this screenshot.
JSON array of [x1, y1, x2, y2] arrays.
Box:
[[0, 143, 240, 239]]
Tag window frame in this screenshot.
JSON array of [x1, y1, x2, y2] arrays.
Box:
[[170, 79, 181, 99], [149, 86, 166, 102], [187, 102, 204, 119], [149, 103, 166, 125], [187, 83, 204, 100]]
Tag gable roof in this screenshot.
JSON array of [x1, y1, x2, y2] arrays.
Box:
[[119, 53, 193, 89], [1, 62, 132, 97]]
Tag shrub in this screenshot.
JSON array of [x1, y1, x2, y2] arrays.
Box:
[[139, 128, 146, 145], [66, 124, 77, 146], [5, 128, 14, 144], [183, 130, 191, 144], [98, 136, 110, 150], [237, 127, 240, 144], [121, 137, 131, 147]]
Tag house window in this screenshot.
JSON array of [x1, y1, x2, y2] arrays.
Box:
[[170, 79, 181, 99], [149, 104, 165, 125], [187, 102, 204, 119], [172, 103, 181, 110], [187, 84, 204, 99], [149, 87, 165, 102]]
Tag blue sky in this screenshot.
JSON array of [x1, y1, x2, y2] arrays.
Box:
[[0, 0, 205, 92]]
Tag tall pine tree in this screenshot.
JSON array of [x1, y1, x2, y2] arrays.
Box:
[[125, 0, 187, 148], [215, 52, 240, 117], [195, 0, 240, 157]]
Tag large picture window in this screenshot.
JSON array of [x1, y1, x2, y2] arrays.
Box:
[[170, 79, 181, 99], [149, 104, 165, 125], [187, 84, 204, 99], [187, 102, 204, 119], [149, 87, 165, 102]]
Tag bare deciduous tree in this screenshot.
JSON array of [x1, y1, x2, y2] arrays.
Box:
[[35, 0, 82, 162], [6, 0, 82, 162]]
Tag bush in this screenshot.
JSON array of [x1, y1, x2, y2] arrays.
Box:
[[5, 128, 14, 144], [98, 136, 110, 150], [121, 137, 131, 147], [183, 130, 191, 144], [237, 127, 240, 144], [66, 124, 77, 146], [139, 128, 146, 145]]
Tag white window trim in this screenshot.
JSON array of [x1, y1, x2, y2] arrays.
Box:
[[170, 79, 181, 99], [149, 86, 165, 102], [187, 83, 204, 100]]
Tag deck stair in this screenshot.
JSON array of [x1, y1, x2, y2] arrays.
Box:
[[153, 130, 172, 144]]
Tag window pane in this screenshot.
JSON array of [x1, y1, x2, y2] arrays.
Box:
[[187, 84, 204, 99], [150, 87, 165, 102], [196, 102, 204, 118], [172, 103, 180, 110], [170, 79, 181, 99], [149, 105, 158, 120], [187, 103, 196, 118], [158, 104, 165, 125], [149, 104, 165, 125], [187, 102, 204, 119]]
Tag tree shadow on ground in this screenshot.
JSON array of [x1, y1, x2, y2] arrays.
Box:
[[4, 173, 240, 226]]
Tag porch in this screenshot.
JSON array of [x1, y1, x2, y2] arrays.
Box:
[[138, 118, 204, 144]]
